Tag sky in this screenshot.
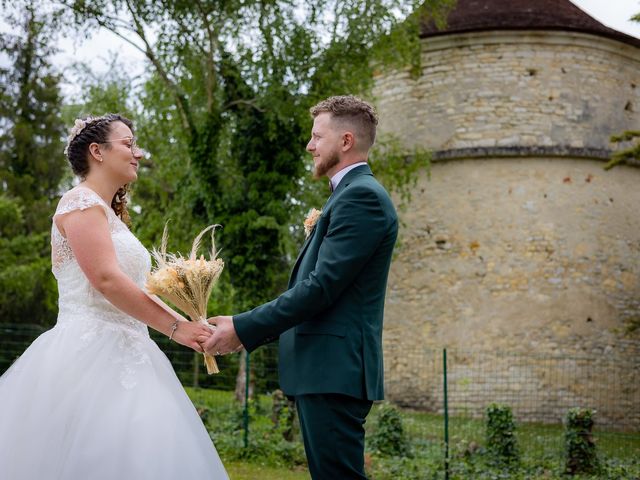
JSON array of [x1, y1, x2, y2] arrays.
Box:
[[575, 0, 640, 36], [2, 0, 640, 100]]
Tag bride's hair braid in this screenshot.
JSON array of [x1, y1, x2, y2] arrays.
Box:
[[112, 184, 131, 226], [65, 113, 134, 225]]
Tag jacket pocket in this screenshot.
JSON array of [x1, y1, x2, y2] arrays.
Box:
[[296, 322, 347, 338]]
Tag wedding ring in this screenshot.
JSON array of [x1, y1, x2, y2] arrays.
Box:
[[215, 351, 221, 356]]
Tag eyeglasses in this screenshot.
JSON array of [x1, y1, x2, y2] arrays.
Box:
[[101, 136, 141, 153]]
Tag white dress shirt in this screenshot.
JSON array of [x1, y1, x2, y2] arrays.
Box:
[[329, 162, 368, 191]]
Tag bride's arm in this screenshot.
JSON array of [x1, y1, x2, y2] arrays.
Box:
[[149, 295, 217, 336], [59, 206, 211, 352], [148, 295, 188, 323]]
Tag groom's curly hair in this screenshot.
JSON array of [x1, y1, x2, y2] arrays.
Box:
[[310, 95, 378, 150], [65, 113, 133, 225]]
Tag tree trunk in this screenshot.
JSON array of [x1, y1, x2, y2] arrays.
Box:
[[234, 350, 254, 404]]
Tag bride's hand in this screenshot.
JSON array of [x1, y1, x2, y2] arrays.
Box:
[[171, 321, 212, 353]]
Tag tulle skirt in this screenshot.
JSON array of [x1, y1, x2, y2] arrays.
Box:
[[0, 318, 228, 480]]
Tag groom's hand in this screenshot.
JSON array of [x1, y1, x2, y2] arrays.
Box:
[[204, 315, 244, 356]]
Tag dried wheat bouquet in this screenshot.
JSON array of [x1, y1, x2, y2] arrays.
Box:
[[146, 224, 224, 374]]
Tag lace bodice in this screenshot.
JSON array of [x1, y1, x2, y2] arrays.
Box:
[[52, 187, 122, 271], [50, 186, 153, 388]]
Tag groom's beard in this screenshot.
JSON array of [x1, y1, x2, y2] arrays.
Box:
[[313, 150, 340, 179]]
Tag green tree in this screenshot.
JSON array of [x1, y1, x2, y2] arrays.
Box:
[[61, 56, 139, 125], [62, 0, 451, 308], [0, 3, 66, 326], [0, 3, 67, 232], [62, 0, 451, 389]]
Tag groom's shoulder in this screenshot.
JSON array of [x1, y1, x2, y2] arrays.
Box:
[[360, 172, 392, 198], [344, 174, 383, 196], [344, 174, 397, 217]]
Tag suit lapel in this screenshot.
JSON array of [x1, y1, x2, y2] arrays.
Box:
[[289, 164, 374, 285], [293, 222, 318, 271]]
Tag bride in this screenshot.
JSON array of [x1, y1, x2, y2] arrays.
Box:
[[0, 114, 229, 479]]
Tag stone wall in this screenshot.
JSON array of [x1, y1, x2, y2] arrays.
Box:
[[373, 30, 640, 152], [381, 158, 640, 430], [374, 29, 640, 430]]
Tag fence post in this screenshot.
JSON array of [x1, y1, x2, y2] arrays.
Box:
[[443, 348, 450, 480], [243, 351, 250, 449]]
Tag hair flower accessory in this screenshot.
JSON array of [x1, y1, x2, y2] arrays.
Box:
[[64, 116, 100, 156], [304, 208, 322, 238]]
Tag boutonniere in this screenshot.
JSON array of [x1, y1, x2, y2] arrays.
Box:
[[304, 208, 322, 238]]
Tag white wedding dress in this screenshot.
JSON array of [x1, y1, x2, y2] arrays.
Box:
[[0, 187, 229, 480]]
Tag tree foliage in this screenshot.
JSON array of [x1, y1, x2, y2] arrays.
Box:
[[50, 0, 453, 393], [0, 3, 67, 232], [0, 0, 454, 359], [0, 3, 66, 325], [605, 130, 640, 170], [61, 0, 452, 312]]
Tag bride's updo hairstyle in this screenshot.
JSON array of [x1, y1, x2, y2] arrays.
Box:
[[64, 113, 133, 225]]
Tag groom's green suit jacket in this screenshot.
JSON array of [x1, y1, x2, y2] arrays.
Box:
[[233, 164, 398, 401]]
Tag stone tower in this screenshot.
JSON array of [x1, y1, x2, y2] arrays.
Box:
[[374, 0, 640, 428]]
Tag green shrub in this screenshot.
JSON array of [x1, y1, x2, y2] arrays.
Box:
[[271, 389, 297, 441], [211, 423, 307, 468], [485, 403, 519, 465], [369, 403, 411, 457], [200, 398, 306, 469], [565, 407, 600, 475]]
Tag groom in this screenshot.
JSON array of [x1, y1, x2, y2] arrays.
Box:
[[205, 95, 398, 479]]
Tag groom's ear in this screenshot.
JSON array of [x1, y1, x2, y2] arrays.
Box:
[[341, 131, 355, 152]]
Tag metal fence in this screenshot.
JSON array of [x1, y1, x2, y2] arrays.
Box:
[[385, 346, 640, 430], [2, 324, 639, 470]]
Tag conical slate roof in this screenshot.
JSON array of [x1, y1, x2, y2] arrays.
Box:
[[421, 0, 640, 48]]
